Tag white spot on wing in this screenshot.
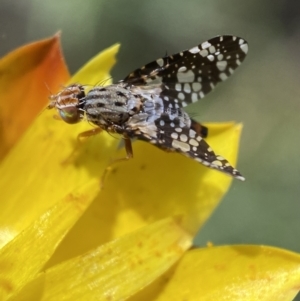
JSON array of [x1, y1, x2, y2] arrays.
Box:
[[201, 41, 211, 49], [184, 83, 191, 93], [212, 160, 223, 167], [209, 46, 216, 53], [189, 46, 200, 54], [180, 134, 188, 142], [207, 54, 214, 61], [177, 70, 195, 83], [178, 93, 185, 100], [171, 132, 178, 139], [191, 93, 198, 103], [195, 157, 204, 163], [178, 66, 187, 72], [156, 58, 164, 67], [240, 43, 248, 54], [175, 83, 181, 91], [219, 73, 228, 81], [189, 139, 199, 147], [189, 130, 196, 138], [200, 49, 208, 57], [192, 82, 202, 92], [172, 140, 190, 152], [216, 61, 227, 71]]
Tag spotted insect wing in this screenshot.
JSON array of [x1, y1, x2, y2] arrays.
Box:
[[49, 35, 248, 180]]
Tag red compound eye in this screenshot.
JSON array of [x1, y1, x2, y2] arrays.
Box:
[[59, 106, 82, 124]]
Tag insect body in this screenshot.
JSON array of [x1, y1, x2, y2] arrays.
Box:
[[49, 35, 248, 180]]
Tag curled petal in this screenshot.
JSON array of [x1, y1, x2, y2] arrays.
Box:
[[0, 34, 69, 160]]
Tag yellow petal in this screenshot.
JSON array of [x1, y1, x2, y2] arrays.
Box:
[[133, 245, 300, 301], [0, 44, 120, 248], [45, 122, 242, 266], [0, 180, 99, 300], [0, 34, 69, 161], [9, 217, 192, 301]]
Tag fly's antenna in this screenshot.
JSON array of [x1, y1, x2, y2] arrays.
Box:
[[44, 81, 53, 96], [38, 82, 56, 117], [45, 82, 56, 108]]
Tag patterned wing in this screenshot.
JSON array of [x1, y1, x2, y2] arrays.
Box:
[[121, 35, 248, 108], [132, 113, 244, 180], [166, 123, 244, 180]]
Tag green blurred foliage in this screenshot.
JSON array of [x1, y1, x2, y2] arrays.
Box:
[[0, 0, 299, 283]]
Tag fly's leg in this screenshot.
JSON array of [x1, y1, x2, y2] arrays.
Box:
[[61, 127, 102, 165], [77, 127, 103, 141], [123, 135, 134, 159], [107, 135, 133, 166], [101, 134, 133, 187]]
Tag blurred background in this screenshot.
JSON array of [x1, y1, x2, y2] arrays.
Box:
[[0, 0, 299, 292]]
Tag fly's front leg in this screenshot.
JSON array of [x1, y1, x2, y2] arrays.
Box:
[[77, 127, 103, 142], [62, 127, 102, 165]]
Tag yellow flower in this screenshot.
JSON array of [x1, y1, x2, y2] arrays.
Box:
[[0, 34, 300, 301]]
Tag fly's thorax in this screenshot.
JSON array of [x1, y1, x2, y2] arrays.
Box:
[[83, 84, 142, 126]]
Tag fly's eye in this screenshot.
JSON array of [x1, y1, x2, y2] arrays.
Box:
[[59, 107, 82, 124]]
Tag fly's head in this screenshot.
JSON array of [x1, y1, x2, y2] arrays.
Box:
[[48, 84, 86, 124]]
